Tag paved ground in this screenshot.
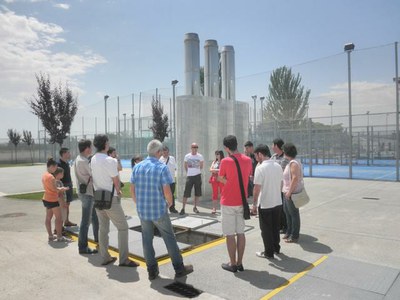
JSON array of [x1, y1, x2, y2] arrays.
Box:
[[0, 165, 399, 299]]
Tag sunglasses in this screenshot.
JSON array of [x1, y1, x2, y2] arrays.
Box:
[[191, 146, 198, 148]]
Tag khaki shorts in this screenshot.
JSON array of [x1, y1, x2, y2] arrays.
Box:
[[221, 205, 245, 236]]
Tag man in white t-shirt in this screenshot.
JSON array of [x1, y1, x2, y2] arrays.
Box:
[[180, 142, 204, 215], [159, 145, 178, 213], [90, 134, 138, 268], [252, 144, 283, 259]]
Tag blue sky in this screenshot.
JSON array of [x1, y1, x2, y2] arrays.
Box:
[[0, 0, 399, 138]]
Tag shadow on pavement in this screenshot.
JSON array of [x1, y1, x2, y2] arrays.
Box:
[[150, 277, 183, 297], [298, 234, 333, 254], [234, 269, 287, 289], [267, 253, 314, 273]]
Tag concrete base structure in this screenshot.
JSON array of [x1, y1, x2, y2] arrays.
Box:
[[175, 95, 249, 200]]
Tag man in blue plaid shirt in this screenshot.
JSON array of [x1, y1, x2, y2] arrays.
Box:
[[130, 139, 193, 280]]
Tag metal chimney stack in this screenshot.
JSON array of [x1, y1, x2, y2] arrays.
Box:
[[184, 33, 201, 96], [204, 39, 219, 97], [220, 45, 235, 100]]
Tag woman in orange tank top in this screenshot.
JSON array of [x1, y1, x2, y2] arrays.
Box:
[[42, 158, 69, 242]]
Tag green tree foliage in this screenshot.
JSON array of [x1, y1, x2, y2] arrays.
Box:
[[265, 66, 310, 128], [7, 129, 21, 163], [150, 96, 169, 142], [22, 130, 34, 165], [28, 73, 78, 147]]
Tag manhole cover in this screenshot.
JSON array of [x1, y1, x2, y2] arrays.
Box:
[[164, 281, 202, 298], [0, 212, 27, 218]]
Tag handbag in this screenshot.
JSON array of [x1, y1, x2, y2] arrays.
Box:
[[79, 176, 90, 194], [288, 160, 310, 208], [230, 155, 251, 220], [291, 187, 310, 208], [93, 185, 114, 210]]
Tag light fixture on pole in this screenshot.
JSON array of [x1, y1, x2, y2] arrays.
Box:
[[344, 42, 355, 179], [328, 100, 333, 127], [260, 97, 265, 123], [252, 95, 257, 139], [104, 95, 109, 134], [171, 80, 178, 154]]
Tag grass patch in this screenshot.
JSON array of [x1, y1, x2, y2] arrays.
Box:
[[0, 163, 39, 168], [7, 185, 131, 200]]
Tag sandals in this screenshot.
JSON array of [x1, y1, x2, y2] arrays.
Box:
[[101, 257, 117, 266], [211, 208, 216, 215], [119, 260, 139, 267]]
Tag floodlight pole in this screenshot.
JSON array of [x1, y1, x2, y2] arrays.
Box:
[[252, 95, 257, 141], [394, 41, 399, 181], [104, 95, 109, 134], [172, 80, 178, 154], [344, 43, 355, 179]]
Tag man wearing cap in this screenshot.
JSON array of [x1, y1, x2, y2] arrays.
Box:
[[180, 142, 204, 215]]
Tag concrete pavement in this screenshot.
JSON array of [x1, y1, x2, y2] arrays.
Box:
[[0, 165, 399, 299]]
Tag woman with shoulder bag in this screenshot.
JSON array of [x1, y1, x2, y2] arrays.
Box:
[[282, 143, 303, 243]]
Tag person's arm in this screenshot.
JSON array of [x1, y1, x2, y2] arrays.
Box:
[[163, 184, 173, 207], [200, 160, 204, 170], [112, 175, 122, 196], [117, 157, 123, 171], [285, 163, 300, 199], [130, 183, 136, 204], [252, 184, 261, 214], [184, 161, 188, 173]]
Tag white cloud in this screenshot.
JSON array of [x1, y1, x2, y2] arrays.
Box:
[[53, 3, 69, 10], [0, 8, 106, 109]]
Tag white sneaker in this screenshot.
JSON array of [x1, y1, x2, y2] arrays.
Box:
[[56, 236, 72, 242]]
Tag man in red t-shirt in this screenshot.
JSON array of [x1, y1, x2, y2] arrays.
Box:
[[218, 135, 252, 273]]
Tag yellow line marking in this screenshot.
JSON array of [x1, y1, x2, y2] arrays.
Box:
[[261, 255, 328, 300], [67, 233, 226, 268]]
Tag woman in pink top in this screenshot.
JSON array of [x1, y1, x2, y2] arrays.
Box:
[[282, 143, 303, 243], [209, 150, 224, 214]]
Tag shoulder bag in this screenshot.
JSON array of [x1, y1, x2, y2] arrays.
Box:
[[93, 185, 114, 210], [288, 160, 310, 208], [230, 155, 251, 220]]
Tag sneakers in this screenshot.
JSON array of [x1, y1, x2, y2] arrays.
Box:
[[48, 235, 56, 242], [79, 248, 98, 254], [221, 263, 237, 273], [169, 208, 179, 214], [179, 208, 185, 215], [256, 251, 274, 259], [237, 264, 244, 272], [175, 264, 194, 278], [193, 207, 199, 213], [64, 221, 77, 227]]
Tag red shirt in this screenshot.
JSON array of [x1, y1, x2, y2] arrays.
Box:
[[219, 153, 252, 206]]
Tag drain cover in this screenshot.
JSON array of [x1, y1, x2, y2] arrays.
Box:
[[0, 212, 27, 218], [164, 281, 203, 298]]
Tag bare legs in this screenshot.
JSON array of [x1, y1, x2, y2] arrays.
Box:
[[226, 233, 246, 266], [45, 207, 63, 239]]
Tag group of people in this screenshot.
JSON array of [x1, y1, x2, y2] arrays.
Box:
[[41, 133, 303, 279]]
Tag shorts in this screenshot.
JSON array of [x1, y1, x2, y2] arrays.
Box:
[[65, 183, 73, 202], [221, 205, 245, 236], [183, 174, 202, 198], [42, 200, 60, 209]]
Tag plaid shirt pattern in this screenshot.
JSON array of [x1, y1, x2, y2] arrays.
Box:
[[131, 156, 173, 220]]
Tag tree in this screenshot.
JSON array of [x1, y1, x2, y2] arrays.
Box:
[[7, 129, 21, 163], [22, 130, 34, 165], [28, 73, 78, 147], [149, 96, 169, 142], [265, 66, 310, 129]]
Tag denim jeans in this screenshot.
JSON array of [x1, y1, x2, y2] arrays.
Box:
[[140, 213, 184, 274], [78, 193, 99, 251], [283, 195, 300, 239]]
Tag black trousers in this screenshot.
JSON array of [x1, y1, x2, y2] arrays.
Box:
[[258, 205, 282, 257], [169, 183, 176, 210]]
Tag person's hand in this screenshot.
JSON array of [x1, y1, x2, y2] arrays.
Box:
[[285, 192, 291, 199], [117, 190, 122, 196], [63, 187, 70, 191], [251, 205, 257, 215]]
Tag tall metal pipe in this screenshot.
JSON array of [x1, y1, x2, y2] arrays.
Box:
[[184, 33, 200, 96], [204, 39, 219, 97], [221, 45, 235, 100]]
